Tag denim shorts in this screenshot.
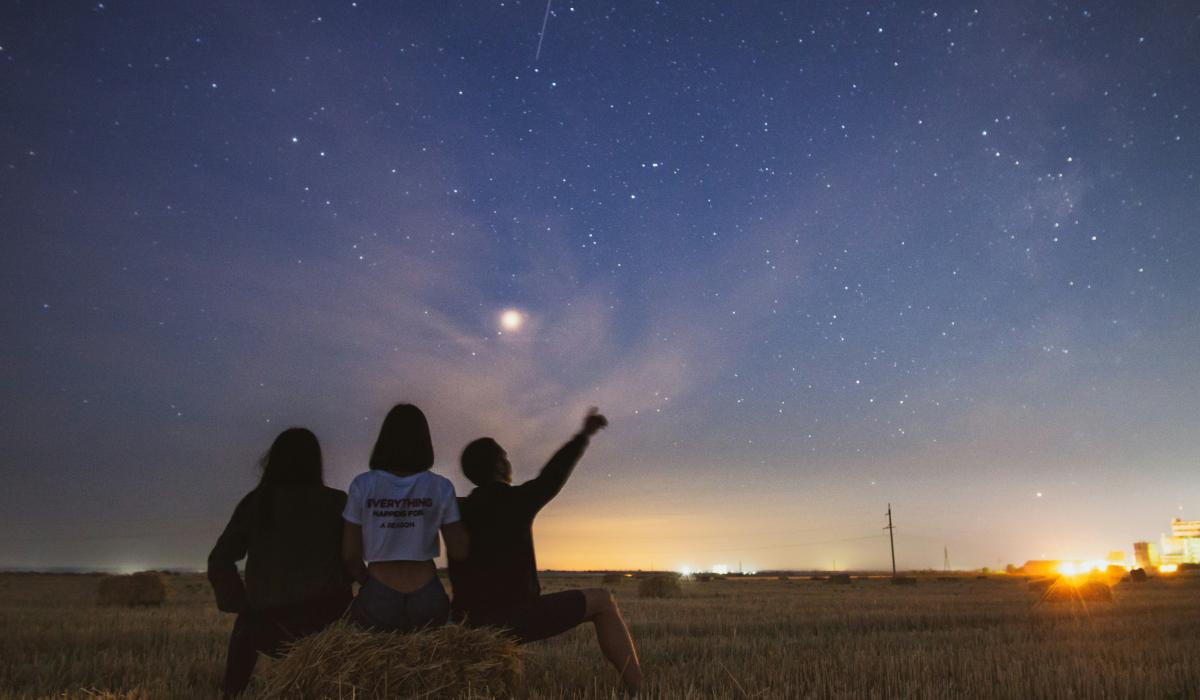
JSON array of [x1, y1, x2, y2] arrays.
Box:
[[350, 575, 450, 633]]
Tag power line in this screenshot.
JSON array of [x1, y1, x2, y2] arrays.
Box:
[[884, 503, 897, 578]]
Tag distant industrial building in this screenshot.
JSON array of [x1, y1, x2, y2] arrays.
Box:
[[1133, 541, 1160, 569], [1151, 518, 1200, 566], [1171, 519, 1200, 538]]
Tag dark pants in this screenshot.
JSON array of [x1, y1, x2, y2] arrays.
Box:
[[458, 589, 587, 643], [221, 592, 351, 698], [349, 575, 450, 633]]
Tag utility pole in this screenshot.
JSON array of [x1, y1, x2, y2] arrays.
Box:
[[884, 503, 897, 578], [944, 545, 950, 572]]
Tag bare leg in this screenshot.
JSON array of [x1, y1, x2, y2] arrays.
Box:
[[582, 588, 643, 695]]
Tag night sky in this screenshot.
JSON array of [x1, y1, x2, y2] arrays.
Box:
[[2, 2, 1198, 573]]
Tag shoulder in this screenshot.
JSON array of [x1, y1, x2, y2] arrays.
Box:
[[426, 471, 458, 494], [347, 471, 376, 490], [233, 490, 259, 516]]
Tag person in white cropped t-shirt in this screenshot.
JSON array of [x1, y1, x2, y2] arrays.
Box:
[[341, 404, 469, 632]]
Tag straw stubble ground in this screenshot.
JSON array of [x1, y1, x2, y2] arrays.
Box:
[[1, 572, 1198, 698]]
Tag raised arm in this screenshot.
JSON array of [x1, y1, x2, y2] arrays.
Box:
[[207, 496, 251, 614], [517, 408, 607, 512]]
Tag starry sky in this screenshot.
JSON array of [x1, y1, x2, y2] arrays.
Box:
[[2, 1, 1198, 573]]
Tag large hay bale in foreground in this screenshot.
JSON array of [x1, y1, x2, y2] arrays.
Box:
[[1040, 579, 1114, 603], [638, 575, 683, 599], [259, 622, 522, 699], [97, 572, 167, 607]]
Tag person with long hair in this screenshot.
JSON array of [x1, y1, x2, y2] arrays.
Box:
[[449, 408, 642, 695], [208, 427, 352, 698], [342, 403, 468, 631]]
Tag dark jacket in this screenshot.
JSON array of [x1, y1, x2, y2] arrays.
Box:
[[449, 434, 588, 615], [208, 484, 351, 613]]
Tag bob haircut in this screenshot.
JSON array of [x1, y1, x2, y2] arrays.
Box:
[[461, 437, 503, 486], [259, 427, 324, 488], [370, 404, 435, 473]]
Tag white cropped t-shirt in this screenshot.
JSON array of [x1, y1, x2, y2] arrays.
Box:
[[342, 469, 460, 562]]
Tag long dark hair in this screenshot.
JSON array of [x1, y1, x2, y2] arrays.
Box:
[[370, 404, 435, 474], [256, 427, 324, 526], [259, 427, 324, 487]]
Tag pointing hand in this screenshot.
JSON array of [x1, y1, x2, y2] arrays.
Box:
[[581, 407, 608, 437]]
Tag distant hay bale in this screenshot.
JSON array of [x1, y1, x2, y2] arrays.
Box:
[[827, 574, 853, 585], [259, 622, 522, 699], [638, 575, 683, 599], [1027, 577, 1058, 593], [891, 576, 917, 586], [601, 573, 623, 585], [96, 572, 167, 607], [1039, 579, 1114, 603], [1129, 568, 1148, 582]]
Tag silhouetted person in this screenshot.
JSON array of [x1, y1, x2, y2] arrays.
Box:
[[449, 408, 643, 695], [342, 403, 468, 631], [208, 428, 352, 698]]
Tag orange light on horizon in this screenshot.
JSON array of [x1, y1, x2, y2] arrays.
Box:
[[1056, 559, 1130, 579]]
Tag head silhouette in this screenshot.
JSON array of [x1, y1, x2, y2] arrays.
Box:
[[258, 427, 324, 488], [370, 404, 435, 474], [461, 437, 511, 486]]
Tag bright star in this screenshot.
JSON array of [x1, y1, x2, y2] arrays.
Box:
[[499, 309, 524, 332]]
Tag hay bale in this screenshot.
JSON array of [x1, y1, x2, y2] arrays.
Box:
[[827, 573, 852, 585], [1027, 577, 1058, 593], [891, 576, 917, 586], [259, 622, 522, 699], [1129, 568, 1148, 582], [637, 575, 683, 599], [1040, 579, 1114, 603], [96, 572, 167, 607]]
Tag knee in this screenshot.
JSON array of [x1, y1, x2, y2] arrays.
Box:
[[583, 588, 616, 617]]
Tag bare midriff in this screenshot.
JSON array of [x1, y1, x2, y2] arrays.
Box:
[[367, 559, 437, 593]]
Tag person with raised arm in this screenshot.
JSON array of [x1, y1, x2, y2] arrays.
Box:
[[342, 403, 469, 632], [450, 408, 642, 695]]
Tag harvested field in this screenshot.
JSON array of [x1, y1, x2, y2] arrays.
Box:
[[96, 572, 168, 607], [1, 572, 1199, 698]]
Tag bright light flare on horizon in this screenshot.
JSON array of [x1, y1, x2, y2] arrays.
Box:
[[1056, 559, 1131, 578], [499, 308, 524, 332]]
